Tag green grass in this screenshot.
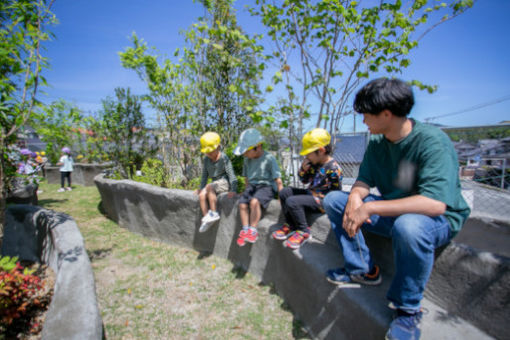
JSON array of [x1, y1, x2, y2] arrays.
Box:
[[37, 182, 309, 339]]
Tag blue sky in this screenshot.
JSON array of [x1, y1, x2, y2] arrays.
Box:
[[42, 0, 510, 132]]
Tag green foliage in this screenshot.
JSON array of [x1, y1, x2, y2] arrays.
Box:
[[30, 100, 83, 164], [0, 0, 56, 236], [0, 257, 43, 328], [236, 175, 245, 193], [93, 88, 157, 179], [224, 145, 243, 176], [444, 126, 510, 143], [132, 158, 170, 187], [249, 0, 473, 136], [119, 0, 268, 186]]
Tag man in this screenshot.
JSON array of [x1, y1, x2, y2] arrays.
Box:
[[323, 78, 470, 340]]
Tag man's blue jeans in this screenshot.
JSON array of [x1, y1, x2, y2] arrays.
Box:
[[323, 191, 451, 312]]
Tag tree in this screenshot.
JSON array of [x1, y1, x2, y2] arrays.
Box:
[[95, 87, 156, 179], [120, 0, 267, 185], [30, 99, 83, 164], [250, 0, 474, 138], [0, 0, 56, 242]]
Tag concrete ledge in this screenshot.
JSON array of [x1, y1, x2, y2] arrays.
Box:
[[2, 205, 103, 340], [45, 163, 109, 187], [95, 174, 506, 339]]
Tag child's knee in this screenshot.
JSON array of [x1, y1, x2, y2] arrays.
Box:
[[249, 198, 260, 208]]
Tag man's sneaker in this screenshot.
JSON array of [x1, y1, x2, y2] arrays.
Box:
[[66, 187, 72, 191], [237, 226, 250, 246], [284, 228, 312, 249], [57, 188, 65, 192], [326, 265, 382, 287], [272, 223, 294, 240], [351, 265, 382, 285], [385, 310, 423, 340]]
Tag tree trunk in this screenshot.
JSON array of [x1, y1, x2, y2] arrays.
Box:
[[0, 143, 6, 249]]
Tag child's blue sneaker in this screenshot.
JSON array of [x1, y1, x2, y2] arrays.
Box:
[[385, 310, 423, 340]]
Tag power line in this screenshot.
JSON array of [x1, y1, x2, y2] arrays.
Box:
[[424, 94, 510, 122]]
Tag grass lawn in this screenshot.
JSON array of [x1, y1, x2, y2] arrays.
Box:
[[37, 181, 309, 339]]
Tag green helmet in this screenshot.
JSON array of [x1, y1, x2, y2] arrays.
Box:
[[234, 128, 263, 155]]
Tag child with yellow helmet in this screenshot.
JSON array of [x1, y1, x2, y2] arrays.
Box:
[[234, 128, 283, 246], [196, 132, 238, 233], [272, 128, 343, 249]]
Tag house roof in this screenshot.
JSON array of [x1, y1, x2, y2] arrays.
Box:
[[334, 135, 368, 163]]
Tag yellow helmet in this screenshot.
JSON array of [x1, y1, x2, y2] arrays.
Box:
[[200, 132, 221, 153], [300, 128, 331, 155]]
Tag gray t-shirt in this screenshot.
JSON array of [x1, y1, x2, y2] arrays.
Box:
[[200, 152, 237, 192], [242, 151, 281, 190]]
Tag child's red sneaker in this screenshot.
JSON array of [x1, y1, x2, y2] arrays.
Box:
[[284, 228, 312, 249], [272, 223, 295, 240]]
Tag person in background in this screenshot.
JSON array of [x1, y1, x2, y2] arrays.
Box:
[[195, 132, 238, 233], [57, 147, 74, 192]]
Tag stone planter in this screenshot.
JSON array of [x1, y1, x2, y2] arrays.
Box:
[[95, 174, 508, 339], [45, 163, 109, 187], [2, 205, 103, 340]]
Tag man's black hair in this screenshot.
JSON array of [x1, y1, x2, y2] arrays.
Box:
[[353, 78, 414, 117]]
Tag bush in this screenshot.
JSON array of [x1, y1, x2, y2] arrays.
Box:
[[0, 257, 43, 327]]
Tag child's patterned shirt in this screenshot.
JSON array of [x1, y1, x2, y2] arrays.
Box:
[[298, 159, 343, 200]]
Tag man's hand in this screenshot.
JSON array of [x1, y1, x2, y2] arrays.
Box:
[[194, 189, 200, 195], [342, 186, 371, 238]]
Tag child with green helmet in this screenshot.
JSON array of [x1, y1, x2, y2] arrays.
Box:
[[196, 132, 237, 233], [234, 128, 283, 246], [272, 128, 343, 249]]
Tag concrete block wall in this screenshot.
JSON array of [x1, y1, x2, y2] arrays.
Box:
[[2, 205, 103, 340], [95, 174, 508, 339], [45, 163, 109, 187]]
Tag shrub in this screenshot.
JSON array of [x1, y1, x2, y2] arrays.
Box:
[[0, 256, 43, 327]]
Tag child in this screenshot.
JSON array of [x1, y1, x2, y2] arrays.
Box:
[[273, 128, 343, 249], [195, 132, 238, 233], [57, 147, 73, 192], [234, 128, 283, 246]]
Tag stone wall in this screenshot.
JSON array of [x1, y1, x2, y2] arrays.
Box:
[[2, 205, 103, 340], [45, 163, 109, 187], [95, 174, 508, 340]]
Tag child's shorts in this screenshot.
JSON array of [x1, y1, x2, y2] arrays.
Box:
[[239, 184, 274, 209], [209, 178, 230, 194]]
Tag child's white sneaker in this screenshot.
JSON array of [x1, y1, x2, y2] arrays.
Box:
[[199, 221, 212, 233], [202, 210, 220, 223], [208, 211, 220, 223]]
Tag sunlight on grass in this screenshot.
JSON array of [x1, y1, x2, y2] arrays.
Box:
[[37, 182, 309, 339]]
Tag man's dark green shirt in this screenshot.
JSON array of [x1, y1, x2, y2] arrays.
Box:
[[357, 119, 470, 236]]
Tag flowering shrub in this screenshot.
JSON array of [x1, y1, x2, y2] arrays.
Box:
[[5, 145, 41, 187], [0, 256, 44, 327]]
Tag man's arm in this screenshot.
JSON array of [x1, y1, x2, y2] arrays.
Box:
[[343, 181, 446, 237]]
